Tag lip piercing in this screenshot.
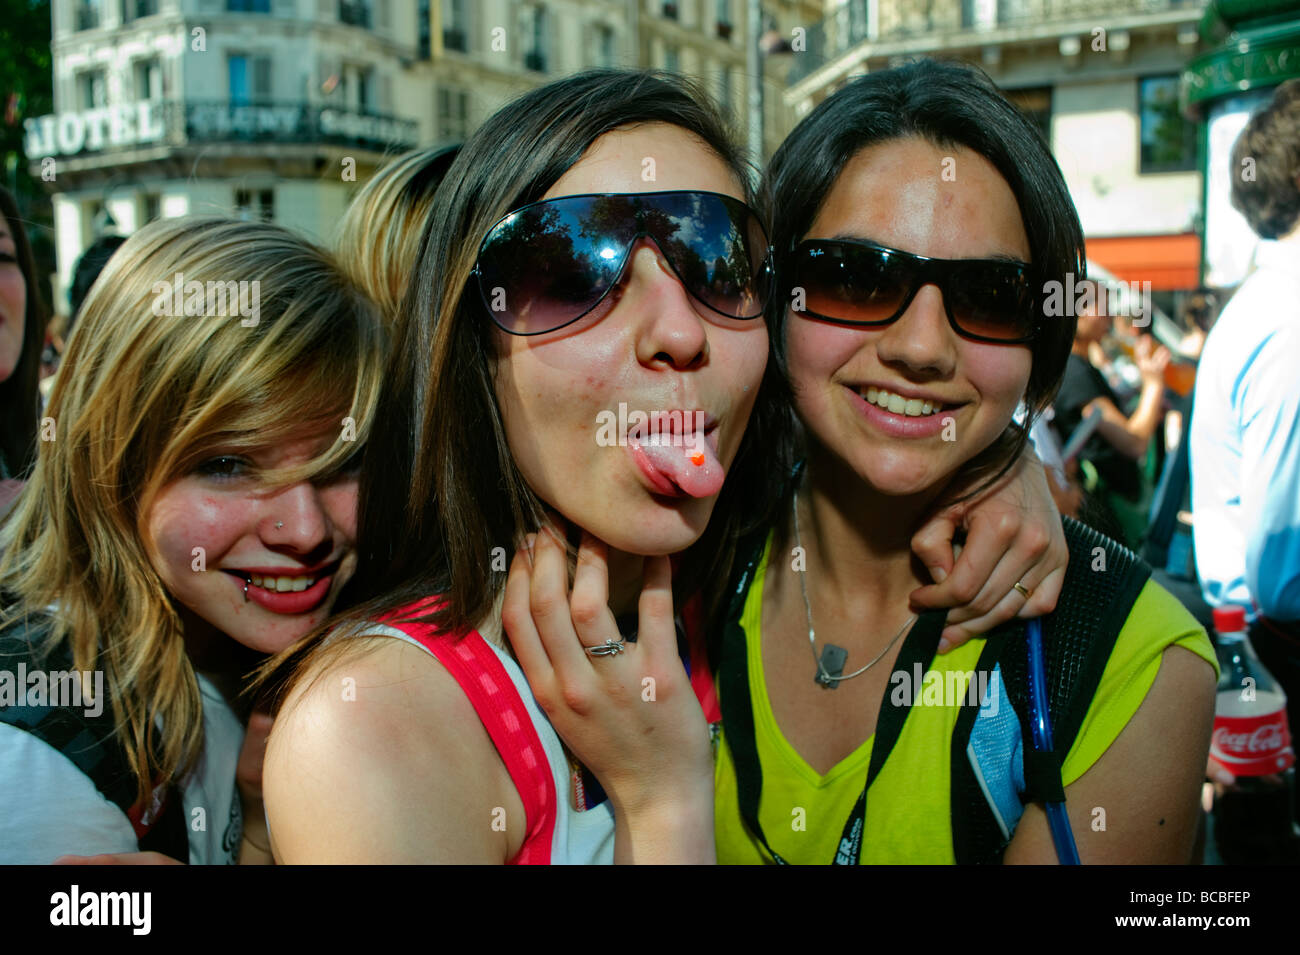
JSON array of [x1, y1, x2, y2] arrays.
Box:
[[243, 578, 250, 602]]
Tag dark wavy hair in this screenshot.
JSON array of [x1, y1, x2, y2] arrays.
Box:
[[0, 187, 47, 480], [269, 69, 794, 695], [762, 58, 1085, 503], [1231, 79, 1300, 241]]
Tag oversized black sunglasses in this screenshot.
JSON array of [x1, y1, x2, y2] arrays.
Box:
[[472, 190, 774, 336], [785, 238, 1040, 344]]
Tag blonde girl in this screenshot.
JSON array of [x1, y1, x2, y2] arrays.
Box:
[[0, 216, 384, 864]]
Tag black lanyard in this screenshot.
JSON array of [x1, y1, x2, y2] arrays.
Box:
[[717, 574, 948, 865]]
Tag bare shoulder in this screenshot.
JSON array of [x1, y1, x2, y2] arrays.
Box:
[[264, 634, 525, 863], [1006, 645, 1216, 864]]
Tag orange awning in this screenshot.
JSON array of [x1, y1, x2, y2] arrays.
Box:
[[1086, 234, 1201, 291]]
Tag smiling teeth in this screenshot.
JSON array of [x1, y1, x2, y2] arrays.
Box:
[[249, 575, 316, 592], [863, 387, 939, 417]]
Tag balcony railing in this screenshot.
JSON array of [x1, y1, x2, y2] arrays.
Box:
[[180, 101, 414, 148], [788, 0, 1206, 84]]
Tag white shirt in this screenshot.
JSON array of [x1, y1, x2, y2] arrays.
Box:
[[0, 673, 244, 864], [1190, 238, 1300, 622]]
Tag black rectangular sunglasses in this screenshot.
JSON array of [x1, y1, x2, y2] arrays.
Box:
[[785, 238, 1041, 344]]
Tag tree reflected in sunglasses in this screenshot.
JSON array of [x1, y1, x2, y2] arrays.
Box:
[[473, 190, 774, 336], [786, 238, 1041, 344]]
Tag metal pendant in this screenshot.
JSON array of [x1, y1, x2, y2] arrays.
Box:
[[816, 643, 849, 689]]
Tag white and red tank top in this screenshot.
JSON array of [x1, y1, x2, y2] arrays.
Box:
[[368, 602, 615, 864]]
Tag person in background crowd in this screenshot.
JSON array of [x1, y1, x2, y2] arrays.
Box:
[[0, 216, 385, 864], [1177, 287, 1220, 364], [1051, 278, 1170, 546], [0, 187, 46, 516], [1190, 78, 1300, 816]]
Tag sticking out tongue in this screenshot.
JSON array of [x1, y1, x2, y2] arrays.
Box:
[[629, 431, 725, 498]]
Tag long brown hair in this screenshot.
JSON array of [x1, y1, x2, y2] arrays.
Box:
[[0, 216, 386, 806]]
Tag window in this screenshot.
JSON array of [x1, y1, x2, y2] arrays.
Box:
[[234, 188, 275, 222], [662, 1, 678, 20], [339, 0, 370, 28], [1139, 75, 1197, 174], [523, 4, 547, 72], [437, 87, 468, 140], [226, 0, 271, 11], [664, 43, 680, 73], [77, 70, 107, 110], [595, 24, 615, 68], [418, 0, 430, 57], [75, 0, 101, 30], [718, 67, 732, 119], [1004, 86, 1052, 146], [134, 59, 162, 101], [354, 66, 372, 111], [229, 56, 249, 105], [229, 55, 271, 105], [122, 0, 158, 21], [442, 0, 468, 52], [716, 0, 732, 39]]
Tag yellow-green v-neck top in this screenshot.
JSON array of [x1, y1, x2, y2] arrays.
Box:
[[713, 531, 1218, 864]]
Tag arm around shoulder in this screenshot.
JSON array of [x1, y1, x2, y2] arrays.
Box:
[[263, 636, 522, 864]]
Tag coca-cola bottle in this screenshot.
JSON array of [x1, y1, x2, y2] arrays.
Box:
[[1209, 605, 1300, 863]]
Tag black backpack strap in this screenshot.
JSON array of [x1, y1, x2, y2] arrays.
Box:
[[949, 631, 1013, 864], [0, 615, 190, 861], [950, 517, 1153, 863]]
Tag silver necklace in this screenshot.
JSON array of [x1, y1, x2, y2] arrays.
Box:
[[792, 485, 917, 689]]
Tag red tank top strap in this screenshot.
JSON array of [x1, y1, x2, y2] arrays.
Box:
[[681, 593, 720, 724], [378, 604, 557, 865]]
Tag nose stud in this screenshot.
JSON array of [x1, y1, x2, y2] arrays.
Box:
[[275, 521, 283, 529]]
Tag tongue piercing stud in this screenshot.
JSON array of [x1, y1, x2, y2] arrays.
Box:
[[243, 579, 250, 602], [690, 451, 705, 466]]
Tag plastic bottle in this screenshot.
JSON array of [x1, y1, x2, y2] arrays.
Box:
[[1209, 605, 1300, 863]]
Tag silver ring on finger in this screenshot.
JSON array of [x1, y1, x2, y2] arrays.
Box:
[[584, 637, 627, 657]]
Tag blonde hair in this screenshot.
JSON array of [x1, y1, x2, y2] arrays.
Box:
[[0, 215, 386, 807], [334, 144, 460, 327]]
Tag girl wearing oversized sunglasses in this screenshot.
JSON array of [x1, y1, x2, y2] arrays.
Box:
[[700, 60, 1217, 864], [264, 69, 1069, 864]]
